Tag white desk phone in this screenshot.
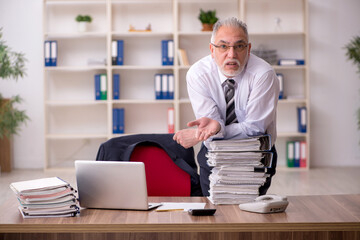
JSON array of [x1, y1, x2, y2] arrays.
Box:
[[239, 194, 289, 214]]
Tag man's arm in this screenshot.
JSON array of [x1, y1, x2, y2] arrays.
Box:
[[173, 117, 221, 148]]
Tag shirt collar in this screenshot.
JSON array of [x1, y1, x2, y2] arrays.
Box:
[[216, 67, 242, 86]]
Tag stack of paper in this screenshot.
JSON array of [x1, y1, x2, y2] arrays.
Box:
[[207, 135, 273, 205], [10, 177, 80, 218]]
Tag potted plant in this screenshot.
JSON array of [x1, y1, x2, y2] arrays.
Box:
[[0, 29, 29, 172], [75, 14, 92, 32], [198, 9, 218, 31], [344, 36, 360, 130]]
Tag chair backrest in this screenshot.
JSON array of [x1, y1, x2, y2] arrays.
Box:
[[130, 145, 191, 196]]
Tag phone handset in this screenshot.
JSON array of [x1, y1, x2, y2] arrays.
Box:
[[239, 194, 289, 214], [255, 194, 287, 202]]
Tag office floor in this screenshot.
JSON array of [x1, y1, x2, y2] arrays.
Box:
[[1, 167, 359, 206]]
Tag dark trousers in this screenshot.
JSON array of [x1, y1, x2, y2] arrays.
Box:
[[197, 144, 277, 196]]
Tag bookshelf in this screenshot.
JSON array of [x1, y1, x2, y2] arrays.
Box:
[[43, 0, 310, 170]]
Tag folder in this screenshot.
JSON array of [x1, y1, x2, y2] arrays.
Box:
[[167, 40, 174, 65], [168, 107, 174, 133], [155, 74, 162, 100], [168, 74, 174, 99], [117, 40, 124, 65], [161, 40, 168, 65], [111, 40, 117, 65], [161, 74, 168, 99], [294, 141, 300, 167], [277, 73, 284, 99], [297, 106, 307, 133], [113, 74, 120, 100], [44, 41, 51, 67], [300, 141, 307, 168], [50, 41, 57, 66], [118, 108, 125, 134], [100, 74, 107, 100], [278, 59, 305, 66], [94, 74, 101, 100], [286, 141, 294, 168], [112, 108, 119, 134]]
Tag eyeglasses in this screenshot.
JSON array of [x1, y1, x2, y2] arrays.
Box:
[[211, 43, 249, 53]]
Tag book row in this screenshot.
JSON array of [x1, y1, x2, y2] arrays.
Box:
[[286, 141, 307, 168], [44, 39, 174, 67], [95, 74, 120, 100], [112, 107, 175, 134], [44, 40, 57, 67], [155, 74, 174, 100]]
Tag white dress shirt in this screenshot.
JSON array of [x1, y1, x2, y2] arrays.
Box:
[[186, 54, 279, 147]]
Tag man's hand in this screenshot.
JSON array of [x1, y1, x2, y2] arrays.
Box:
[[173, 128, 200, 149], [187, 117, 221, 141]]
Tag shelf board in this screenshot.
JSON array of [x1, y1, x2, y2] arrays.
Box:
[[111, 65, 174, 70], [278, 99, 307, 104], [46, 0, 106, 5], [45, 32, 107, 39], [272, 65, 306, 70], [249, 31, 306, 37], [112, 99, 174, 104], [112, 31, 173, 37], [277, 166, 309, 171], [46, 100, 108, 106], [46, 134, 108, 140], [178, 31, 212, 36], [179, 65, 191, 70], [45, 65, 107, 71], [277, 132, 307, 138]]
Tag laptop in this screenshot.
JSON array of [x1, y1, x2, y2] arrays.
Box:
[[75, 160, 162, 210]]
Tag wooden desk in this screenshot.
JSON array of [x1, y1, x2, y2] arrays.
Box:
[[0, 195, 359, 240]]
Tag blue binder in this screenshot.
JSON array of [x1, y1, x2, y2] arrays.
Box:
[[161, 40, 168, 65], [118, 108, 125, 134], [44, 41, 51, 67], [113, 74, 120, 100], [297, 106, 307, 133], [95, 74, 101, 100], [294, 141, 300, 167], [50, 41, 57, 66], [112, 108, 119, 134], [277, 73, 284, 99], [117, 40, 124, 65], [161, 74, 168, 99], [167, 40, 174, 65], [168, 74, 174, 99], [155, 74, 162, 100]]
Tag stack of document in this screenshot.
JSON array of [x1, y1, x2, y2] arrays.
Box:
[[10, 177, 80, 218], [207, 135, 273, 204]]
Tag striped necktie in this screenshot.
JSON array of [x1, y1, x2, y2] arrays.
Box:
[[224, 79, 238, 125]]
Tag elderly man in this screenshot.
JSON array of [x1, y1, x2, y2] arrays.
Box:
[[174, 17, 279, 196]]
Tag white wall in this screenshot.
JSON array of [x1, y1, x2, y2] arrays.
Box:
[[0, 0, 359, 169], [0, 0, 44, 168], [308, 0, 360, 166]]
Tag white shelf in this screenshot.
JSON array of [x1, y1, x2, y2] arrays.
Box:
[[45, 32, 107, 39], [45, 66, 107, 71], [44, 0, 310, 170], [46, 100, 108, 106], [111, 65, 174, 70], [112, 99, 175, 104], [46, 134, 108, 139]]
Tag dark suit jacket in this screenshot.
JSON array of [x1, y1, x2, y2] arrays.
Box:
[[96, 134, 202, 196]]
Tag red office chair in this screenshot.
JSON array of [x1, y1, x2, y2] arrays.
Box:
[[130, 145, 191, 196]]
